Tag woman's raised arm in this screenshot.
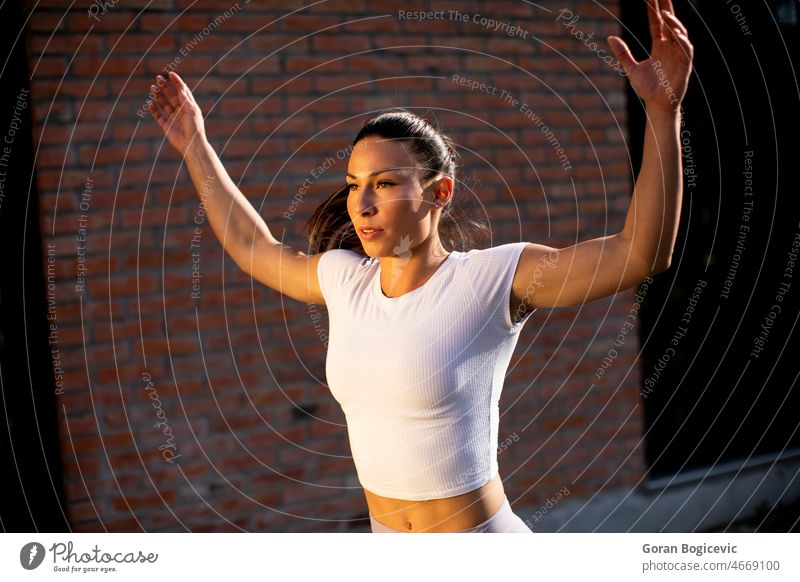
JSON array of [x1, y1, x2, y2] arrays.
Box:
[[510, 0, 693, 310], [148, 71, 325, 305]]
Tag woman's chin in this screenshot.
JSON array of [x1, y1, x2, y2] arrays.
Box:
[[361, 241, 397, 259], [359, 238, 382, 256]]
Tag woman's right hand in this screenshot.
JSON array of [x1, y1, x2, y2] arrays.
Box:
[[147, 71, 206, 158]]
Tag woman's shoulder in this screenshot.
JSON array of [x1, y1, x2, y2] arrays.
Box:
[[317, 247, 375, 282], [319, 247, 372, 265], [316, 247, 375, 303], [452, 242, 530, 292], [456, 241, 529, 265]]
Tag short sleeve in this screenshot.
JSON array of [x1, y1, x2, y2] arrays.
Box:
[[469, 242, 536, 333], [504, 242, 537, 331], [316, 248, 367, 308]]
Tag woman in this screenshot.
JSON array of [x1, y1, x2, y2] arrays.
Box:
[[148, 0, 692, 533]]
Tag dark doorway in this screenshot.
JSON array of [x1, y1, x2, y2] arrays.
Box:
[[621, 1, 800, 479]]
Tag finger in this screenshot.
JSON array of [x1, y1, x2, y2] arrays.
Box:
[[663, 15, 692, 52], [147, 99, 169, 132], [150, 83, 173, 115], [168, 71, 196, 105], [607, 35, 638, 74], [666, 24, 690, 48], [663, 27, 693, 63], [151, 78, 172, 110], [647, 0, 665, 42], [158, 74, 182, 110], [661, 0, 676, 16], [672, 33, 694, 60], [168, 70, 186, 90], [154, 75, 176, 110], [661, 10, 688, 37]]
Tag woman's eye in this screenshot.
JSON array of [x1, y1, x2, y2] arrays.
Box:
[[346, 181, 393, 191]]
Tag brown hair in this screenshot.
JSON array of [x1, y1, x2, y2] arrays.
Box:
[[304, 109, 489, 256]]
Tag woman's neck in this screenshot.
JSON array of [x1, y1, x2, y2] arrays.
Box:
[[377, 237, 450, 298]]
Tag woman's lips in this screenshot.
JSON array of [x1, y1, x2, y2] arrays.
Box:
[[359, 227, 384, 240]]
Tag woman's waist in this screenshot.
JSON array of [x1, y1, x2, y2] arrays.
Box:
[[364, 471, 505, 532]]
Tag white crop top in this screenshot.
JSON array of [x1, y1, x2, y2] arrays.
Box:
[[316, 241, 535, 500]]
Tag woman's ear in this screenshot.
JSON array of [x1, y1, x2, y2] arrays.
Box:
[[434, 176, 453, 207]]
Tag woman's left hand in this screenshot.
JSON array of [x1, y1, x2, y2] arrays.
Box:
[[607, 0, 693, 113]]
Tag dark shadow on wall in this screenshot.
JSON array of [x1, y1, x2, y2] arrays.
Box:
[[0, 1, 70, 532], [623, 1, 800, 479]]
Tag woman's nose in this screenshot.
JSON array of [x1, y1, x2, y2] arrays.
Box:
[[354, 192, 377, 216]]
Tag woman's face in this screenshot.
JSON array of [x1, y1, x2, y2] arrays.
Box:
[[345, 136, 450, 258]]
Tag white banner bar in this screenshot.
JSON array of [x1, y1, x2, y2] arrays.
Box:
[[2, 533, 797, 581]]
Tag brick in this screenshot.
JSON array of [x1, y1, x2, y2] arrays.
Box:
[[373, 34, 428, 49], [88, 273, 158, 297], [342, 17, 397, 34], [376, 76, 433, 93], [107, 33, 175, 53], [281, 482, 340, 505], [214, 55, 280, 75], [242, 424, 306, 448], [61, 456, 103, 480], [218, 96, 281, 115], [72, 55, 146, 76], [281, 15, 342, 33], [312, 34, 369, 53], [71, 431, 135, 455], [405, 55, 460, 74], [112, 489, 177, 512], [284, 55, 345, 73], [148, 55, 215, 74], [348, 55, 404, 73], [33, 56, 71, 77], [27, 12, 67, 33], [119, 206, 189, 228], [68, 12, 138, 33], [91, 318, 162, 342], [248, 34, 307, 54], [312, 0, 367, 13], [308, 74, 366, 94]]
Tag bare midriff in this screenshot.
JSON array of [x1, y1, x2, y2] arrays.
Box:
[[364, 471, 505, 532]]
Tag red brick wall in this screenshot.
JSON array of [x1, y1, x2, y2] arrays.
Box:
[[27, 0, 643, 531]]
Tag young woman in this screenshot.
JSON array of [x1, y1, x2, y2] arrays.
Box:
[[148, 0, 692, 533]]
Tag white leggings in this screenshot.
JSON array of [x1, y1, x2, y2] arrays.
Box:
[[369, 495, 533, 533]]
